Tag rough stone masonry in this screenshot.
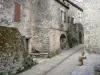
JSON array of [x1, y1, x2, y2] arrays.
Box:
[[83, 0, 100, 54], [0, 0, 83, 54], [0, 26, 24, 74]]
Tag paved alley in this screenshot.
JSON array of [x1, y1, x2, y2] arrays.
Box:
[[45, 47, 83, 75], [20, 44, 84, 75]]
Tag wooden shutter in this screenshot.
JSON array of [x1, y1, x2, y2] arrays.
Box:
[[14, 2, 20, 22]]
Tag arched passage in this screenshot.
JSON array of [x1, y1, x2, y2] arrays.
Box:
[[78, 23, 84, 44], [79, 32, 82, 44], [67, 23, 84, 48], [60, 34, 66, 50]]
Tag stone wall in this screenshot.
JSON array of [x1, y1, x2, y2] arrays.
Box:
[[83, 0, 100, 53], [0, 0, 83, 53], [49, 0, 69, 52], [29, 0, 69, 53], [0, 26, 24, 74], [0, 0, 33, 54], [0, 0, 32, 37], [68, 3, 83, 24]]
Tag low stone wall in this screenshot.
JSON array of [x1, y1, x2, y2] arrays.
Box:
[[0, 26, 24, 74]]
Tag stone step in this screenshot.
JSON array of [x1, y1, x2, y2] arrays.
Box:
[[29, 53, 48, 58]]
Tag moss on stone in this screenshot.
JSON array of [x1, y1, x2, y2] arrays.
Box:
[[0, 26, 24, 57], [0, 26, 25, 74]]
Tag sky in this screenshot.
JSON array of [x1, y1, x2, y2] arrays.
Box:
[[75, 0, 83, 2]]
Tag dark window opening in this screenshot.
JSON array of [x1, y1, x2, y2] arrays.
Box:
[[79, 32, 82, 44], [26, 39, 29, 51], [67, 16, 74, 24], [61, 10, 66, 23], [71, 17, 74, 24], [64, 12, 66, 22], [67, 16, 70, 23]]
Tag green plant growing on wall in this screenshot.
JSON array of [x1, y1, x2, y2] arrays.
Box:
[[67, 25, 79, 48], [71, 37, 78, 43], [8, 71, 12, 75], [0, 72, 4, 75], [0, 26, 25, 74], [23, 55, 37, 70], [67, 33, 78, 48], [16, 52, 38, 74]]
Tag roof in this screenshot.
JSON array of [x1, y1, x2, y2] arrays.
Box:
[[55, 0, 83, 12], [66, 0, 83, 12]]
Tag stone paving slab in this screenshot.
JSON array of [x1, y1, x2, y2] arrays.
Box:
[[19, 44, 84, 75], [46, 48, 84, 75], [72, 54, 100, 75], [72, 66, 94, 75]]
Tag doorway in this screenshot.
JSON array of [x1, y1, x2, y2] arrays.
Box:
[[60, 34, 66, 50], [79, 32, 82, 44]]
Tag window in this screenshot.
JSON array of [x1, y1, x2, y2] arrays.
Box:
[[67, 16, 70, 23], [67, 16, 74, 24], [61, 10, 66, 23], [14, 2, 20, 22], [64, 12, 66, 22], [61, 10, 64, 22], [71, 17, 74, 24], [0, 0, 4, 9]]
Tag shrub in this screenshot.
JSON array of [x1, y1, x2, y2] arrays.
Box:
[[0, 72, 4, 75], [16, 54, 38, 74], [72, 37, 78, 43], [23, 55, 37, 70]]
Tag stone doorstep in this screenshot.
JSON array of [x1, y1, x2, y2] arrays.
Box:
[[33, 58, 49, 64], [29, 53, 48, 58], [29, 53, 48, 56], [71, 66, 94, 75]]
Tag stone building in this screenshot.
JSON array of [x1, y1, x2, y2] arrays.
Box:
[[0, 0, 83, 54], [83, 0, 100, 54]]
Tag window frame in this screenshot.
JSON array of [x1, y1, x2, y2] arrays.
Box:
[[60, 9, 66, 23], [14, 2, 21, 22]]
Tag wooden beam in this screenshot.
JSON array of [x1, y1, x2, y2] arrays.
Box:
[[66, 0, 83, 12], [55, 0, 69, 9]]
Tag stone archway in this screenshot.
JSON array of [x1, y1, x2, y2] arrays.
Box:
[[77, 23, 84, 44], [60, 34, 66, 50], [67, 23, 84, 48]]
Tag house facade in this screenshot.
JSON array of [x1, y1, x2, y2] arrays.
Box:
[[0, 0, 83, 54], [83, 0, 100, 54]]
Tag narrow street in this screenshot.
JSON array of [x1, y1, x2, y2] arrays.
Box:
[[20, 45, 84, 75], [1, 0, 100, 75], [45, 48, 83, 75]]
